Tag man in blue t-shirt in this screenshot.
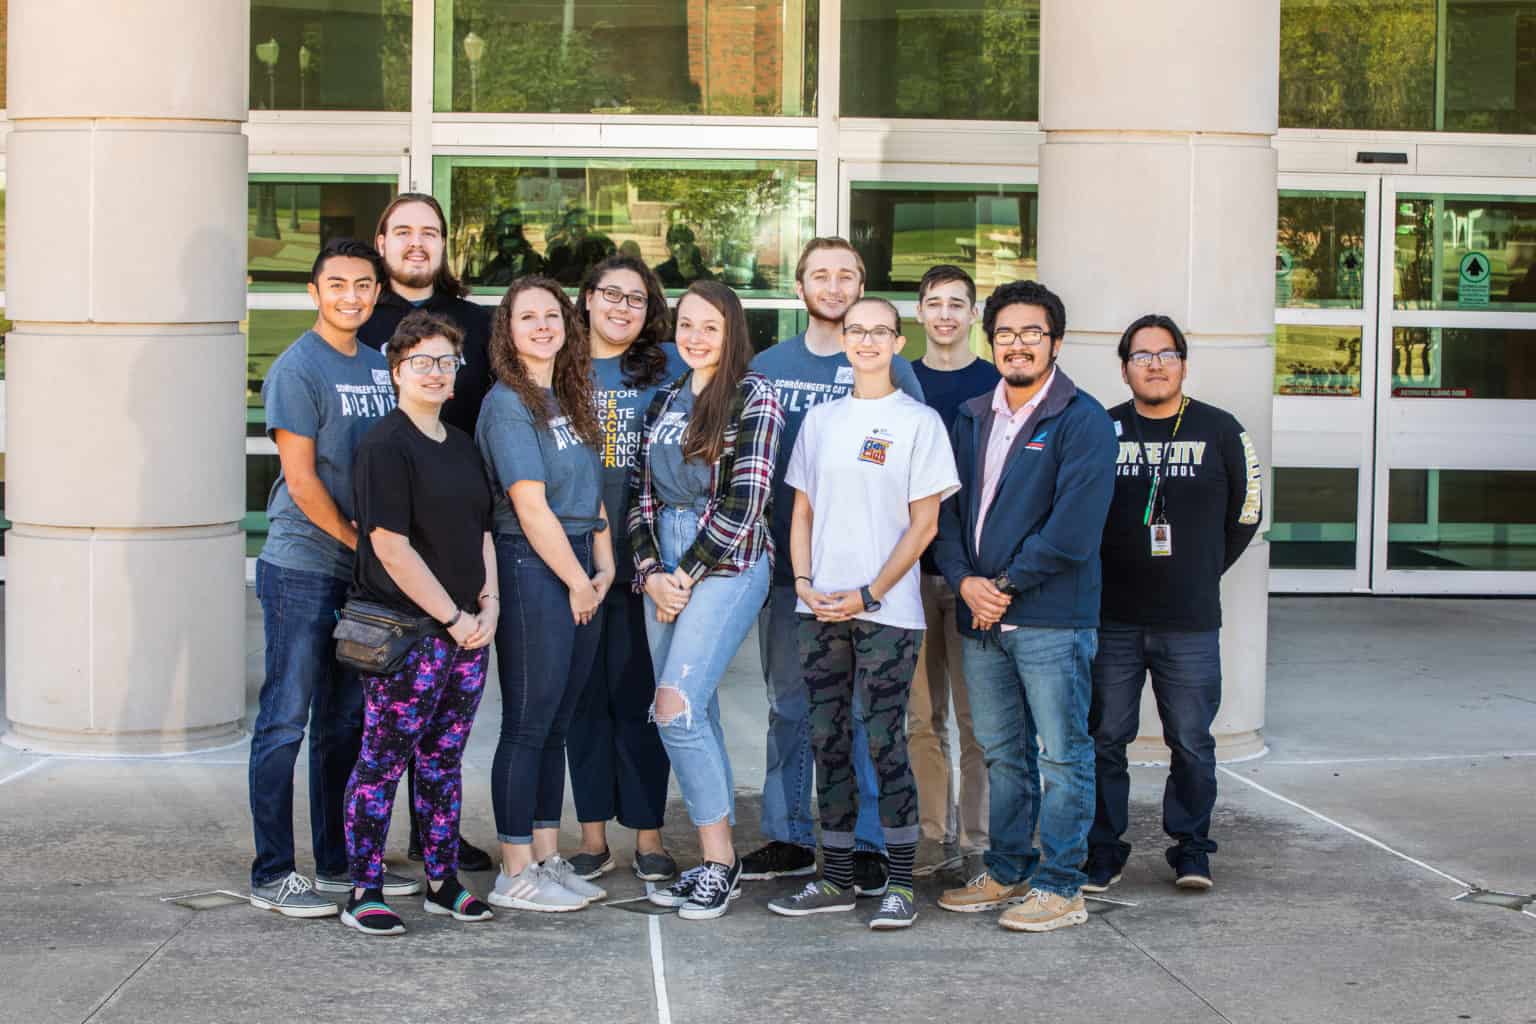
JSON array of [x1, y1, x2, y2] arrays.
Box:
[[248, 239, 415, 919], [907, 266, 1000, 876], [744, 237, 923, 894]]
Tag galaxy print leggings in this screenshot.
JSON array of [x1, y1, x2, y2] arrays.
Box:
[[344, 635, 489, 888]]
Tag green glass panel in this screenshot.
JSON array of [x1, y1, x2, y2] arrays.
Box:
[[1444, 1, 1536, 134], [1273, 325, 1364, 397], [849, 182, 1037, 299], [247, 176, 397, 290], [250, 1, 411, 112], [436, 157, 816, 297], [1269, 467, 1359, 569], [1394, 193, 1536, 310], [1279, 0, 1436, 130], [1276, 191, 1368, 309], [1388, 469, 1536, 570], [1390, 326, 1536, 399], [840, 0, 1039, 120], [244, 454, 282, 558], [245, 309, 318, 415], [435, 1, 816, 116]]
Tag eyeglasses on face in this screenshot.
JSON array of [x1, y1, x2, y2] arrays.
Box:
[[404, 354, 464, 375], [842, 325, 900, 343], [993, 327, 1049, 348], [1127, 351, 1184, 368], [597, 285, 648, 310]]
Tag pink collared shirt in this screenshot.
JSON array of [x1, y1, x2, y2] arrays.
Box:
[[974, 369, 1055, 553]]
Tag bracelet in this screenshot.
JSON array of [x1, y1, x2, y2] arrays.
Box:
[[478, 593, 500, 603], [443, 608, 464, 629], [794, 575, 813, 585]]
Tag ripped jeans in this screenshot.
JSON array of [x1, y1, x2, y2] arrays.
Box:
[[642, 505, 770, 828]]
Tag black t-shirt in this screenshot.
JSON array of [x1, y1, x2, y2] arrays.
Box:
[[1099, 398, 1263, 631], [359, 290, 494, 437], [351, 409, 494, 617], [914, 357, 1001, 574]]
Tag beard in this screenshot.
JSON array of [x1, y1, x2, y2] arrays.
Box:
[[1002, 349, 1056, 388], [805, 292, 853, 324], [389, 252, 438, 290]]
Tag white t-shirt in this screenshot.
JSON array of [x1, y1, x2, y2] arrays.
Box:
[[785, 390, 961, 629]]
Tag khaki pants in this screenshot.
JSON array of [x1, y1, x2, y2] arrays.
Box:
[[907, 574, 989, 850]]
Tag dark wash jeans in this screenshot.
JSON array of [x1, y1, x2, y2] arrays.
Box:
[[1088, 624, 1222, 867], [490, 532, 603, 844], [249, 559, 364, 887]]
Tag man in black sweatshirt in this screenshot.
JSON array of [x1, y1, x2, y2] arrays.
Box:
[[1084, 314, 1263, 895]]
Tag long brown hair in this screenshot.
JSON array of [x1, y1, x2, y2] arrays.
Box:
[[489, 276, 602, 447], [576, 254, 673, 389], [679, 280, 754, 466], [373, 192, 470, 300]]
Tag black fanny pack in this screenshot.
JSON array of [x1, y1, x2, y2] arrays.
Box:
[[332, 599, 440, 676]]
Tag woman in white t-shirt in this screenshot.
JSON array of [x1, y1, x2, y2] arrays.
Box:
[[768, 297, 961, 931]]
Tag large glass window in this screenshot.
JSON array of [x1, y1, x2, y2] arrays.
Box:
[[1270, 467, 1359, 569], [1274, 325, 1364, 396], [248, 175, 398, 291], [435, 1, 816, 116], [840, 0, 1039, 120], [1445, 1, 1536, 133], [251, 1, 411, 112], [1388, 469, 1536, 570], [1395, 193, 1536, 311], [1391, 327, 1536, 398], [1276, 191, 1368, 309], [435, 156, 816, 296], [848, 182, 1037, 298]]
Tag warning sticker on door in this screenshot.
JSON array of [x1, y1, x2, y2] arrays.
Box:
[[1458, 252, 1491, 307]]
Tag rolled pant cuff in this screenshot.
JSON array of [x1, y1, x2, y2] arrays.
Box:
[[882, 825, 921, 846], [1034, 883, 1080, 900], [532, 819, 562, 830], [983, 851, 1031, 886], [821, 830, 857, 850], [498, 833, 533, 845]]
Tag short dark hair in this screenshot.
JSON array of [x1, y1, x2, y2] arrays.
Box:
[[1117, 314, 1190, 364], [310, 238, 383, 287], [918, 264, 976, 305], [982, 280, 1066, 342], [846, 295, 901, 332]]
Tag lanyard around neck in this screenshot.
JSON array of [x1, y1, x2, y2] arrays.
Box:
[[1129, 397, 1188, 526]]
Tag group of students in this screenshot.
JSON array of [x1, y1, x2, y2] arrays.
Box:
[[246, 193, 1263, 937]]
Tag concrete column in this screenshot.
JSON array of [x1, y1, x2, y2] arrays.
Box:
[[1038, 1, 1279, 760], [3, 1, 249, 753]]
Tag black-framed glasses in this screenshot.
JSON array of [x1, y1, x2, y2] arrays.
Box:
[[597, 285, 648, 310], [1127, 351, 1184, 368], [843, 325, 900, 343], [404, 354, 464, 375], [993, 327, 1049, 348]]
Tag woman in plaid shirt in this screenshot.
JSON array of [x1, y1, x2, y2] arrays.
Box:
[[628, 280, 784, 921]]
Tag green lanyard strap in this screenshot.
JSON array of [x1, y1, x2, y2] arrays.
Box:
[[1135, 397, 1188, 526]]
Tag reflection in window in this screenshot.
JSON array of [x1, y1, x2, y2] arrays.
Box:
[[1444, 1, 1536, 134], [1280, 0, 1435, 130], [841, 0, 1039, 120], [1389, 469, 1536, 571], [1276, 191, 1367, 309], [849, 182, 1037, 298], [247, 176, 397, 290], [1390, 327, 1536, 399], [245, 310, 318, 415], [250, 1, 411, 111], [1270, 467, 1358, 569], [436, 1, 815, 115], [244, 454, 282, 558], [437, 157, 816, 296], [747, 309, 809, 353], [1273, 326, 1363, 396], [1395, 193, 1536, 310]]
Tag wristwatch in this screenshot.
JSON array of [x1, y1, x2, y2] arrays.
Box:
[[992, 572, 1020, 597], [859, 585, 882, 613]]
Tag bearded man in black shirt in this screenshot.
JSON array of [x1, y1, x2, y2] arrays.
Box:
[[1083, 315, 1263, 895]]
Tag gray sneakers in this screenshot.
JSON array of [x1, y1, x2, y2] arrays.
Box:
[[767, 879, 857, 917], [314, 870, 421, 898], [868, 885, 918, 930], [488, 863, 587, 912], [542, 855, 608, 903], [249, 871, 339, 918]]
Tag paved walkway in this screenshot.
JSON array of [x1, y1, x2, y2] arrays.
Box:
[[2, 595, 1534, 1023]]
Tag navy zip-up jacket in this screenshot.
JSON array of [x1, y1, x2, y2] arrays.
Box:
[[932, 368, 1118, 634]]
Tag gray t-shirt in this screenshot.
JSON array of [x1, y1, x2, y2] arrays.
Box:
[[750, 333, 924, 584], [594, 344, 688, 578], [259, 331, 396, 580], [476, 381, 604, 536], [649, 384, 715, 509]]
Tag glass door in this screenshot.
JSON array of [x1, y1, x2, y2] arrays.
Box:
[[1374, 176, 1536, 594]]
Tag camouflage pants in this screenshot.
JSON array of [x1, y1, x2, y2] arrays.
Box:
[[798, 616, 923, 849]]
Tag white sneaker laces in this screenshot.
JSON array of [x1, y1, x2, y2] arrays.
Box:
[[878, 890, 908, 914], [691, 864, 730, 903], [281, 873, 316, 899], [964, 871, 991, 890]]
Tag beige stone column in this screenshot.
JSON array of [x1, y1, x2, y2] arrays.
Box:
[[3, 1, 249, 753], [1038, 1, 1279, 760]]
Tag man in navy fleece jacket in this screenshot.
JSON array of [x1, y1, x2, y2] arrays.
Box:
[[931, 279, 1117, 934]]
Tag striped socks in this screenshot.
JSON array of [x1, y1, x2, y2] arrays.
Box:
[[886, 840, 917, 891], [823, 845, 855, 890]]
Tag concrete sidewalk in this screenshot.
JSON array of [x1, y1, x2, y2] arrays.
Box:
[[2, 595, 1534, 1024]]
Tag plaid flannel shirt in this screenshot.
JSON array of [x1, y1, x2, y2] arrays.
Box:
[[627, 370, 784, 581]]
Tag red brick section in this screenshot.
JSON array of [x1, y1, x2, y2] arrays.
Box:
[[686, 0, 785, 114]]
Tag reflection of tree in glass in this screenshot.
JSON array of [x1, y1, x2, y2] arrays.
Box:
[[628, 169, 790, 289], [876, 0, 1037, 120], [1276, 194, 1366, 304], [451, 22, 622, 113], [478, 208, 548, 286], [1279, 0, 1435, 130]]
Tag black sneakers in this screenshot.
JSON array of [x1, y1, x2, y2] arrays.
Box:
[[739, 841, 817, 880], [340, 888, 405, 936], [1169, 848, 1213, 890], [679, 858, 743, 921], [853, 852, 890, 897], [423, 876, 494, 922], [1081, 851, 1124, 893]]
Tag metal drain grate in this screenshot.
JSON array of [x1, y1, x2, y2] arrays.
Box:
[[1452, 888, 1535, 912], [159, 890, 249, 911]]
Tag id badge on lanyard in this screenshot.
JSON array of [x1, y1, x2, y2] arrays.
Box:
[[1132, 399, 1186, 559]]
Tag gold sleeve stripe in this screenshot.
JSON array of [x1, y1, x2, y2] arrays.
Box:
[[1238, 431, 1263, 526]]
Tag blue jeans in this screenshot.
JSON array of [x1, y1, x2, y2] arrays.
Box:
[[1089, 625, 1221, 866], [490, 533, 603, 845], [757, 584, 885, 854], [963, 627, 1097, 897], [248, 559, 364, 888], [644, 506, 767, 828], [568, 587, 671, 830]]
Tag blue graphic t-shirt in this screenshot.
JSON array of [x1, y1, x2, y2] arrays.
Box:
[[259, 330, 396, 580], [476, 382, 604, 537], [750, 333, 924, 584]]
